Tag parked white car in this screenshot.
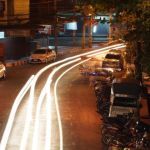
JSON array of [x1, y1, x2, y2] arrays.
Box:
[[29, 48, 56, 63], [0, 61, 6, 79]]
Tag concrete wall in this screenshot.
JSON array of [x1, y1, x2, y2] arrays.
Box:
[[14, 0, 29, 23], [0, 37, 31, 60]]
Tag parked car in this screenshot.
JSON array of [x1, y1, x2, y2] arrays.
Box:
[[29, 47, 56, 63], [104, 52, 124, 70], [109, 78, 141, 117], [143, 72, 150, 81], [102, 58, 122, 71], [0, 61, 6, 79]]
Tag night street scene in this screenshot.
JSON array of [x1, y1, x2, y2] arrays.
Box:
[[0, 0, 150, 150]]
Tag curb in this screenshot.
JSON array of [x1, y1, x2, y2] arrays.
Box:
[[4, 46, 100, 68], [5, 59, 28, 68]]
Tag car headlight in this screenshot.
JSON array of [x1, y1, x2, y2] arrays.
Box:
[[0, 65, 5, 70], [0, 65, 3, 69]]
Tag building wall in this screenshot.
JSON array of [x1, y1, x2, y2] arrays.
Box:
[[0, 0, 8, 25], [30, 0, 74, 23], [0, 0, 29, 25]]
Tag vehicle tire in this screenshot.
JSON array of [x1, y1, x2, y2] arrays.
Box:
[[2, 71, 6, 79], [101, 126, 108, 135], [102, 133, 113, 145], [102, 127, 119, 136]]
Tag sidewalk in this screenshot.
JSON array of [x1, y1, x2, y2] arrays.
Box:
[[4, 45, 100, 68]]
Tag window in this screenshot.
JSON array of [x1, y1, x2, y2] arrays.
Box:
[[33, 49, 47, 54], [105, 54, 121, 60], [113, 97, 137, 107], [0, 1, 5, 16]]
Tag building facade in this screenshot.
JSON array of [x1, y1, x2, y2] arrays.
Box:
[[0, 0, 29, 25]]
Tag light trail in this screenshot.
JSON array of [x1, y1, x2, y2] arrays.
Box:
[[53, 59, 91, 150], [29, 44, 126, 150], [0, 43, 126, 150], [45, 92, 51, 150], [45, 44, 126, 150], [88, 45, 126, 57], [0, 75, 35, 150], [32, 58, 80, 150]]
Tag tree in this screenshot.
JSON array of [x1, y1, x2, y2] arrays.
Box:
[[76, 0, 150, 76]]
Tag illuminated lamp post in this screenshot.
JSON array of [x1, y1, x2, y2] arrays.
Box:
[[109, 14, 113, 42]]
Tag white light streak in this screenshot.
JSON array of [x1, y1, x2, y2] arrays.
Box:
[[0, 75, 35, 150], [1, 43, 126, 150], [45, 92, 51, 150], [53, 59, 91, 150], [30, 44, 126, 150], [87, 45, 126, 57], [31, 82, 50, 150], [45, 44, 126, 150]]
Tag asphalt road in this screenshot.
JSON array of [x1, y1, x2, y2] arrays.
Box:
[[0, 54, 106, 150], [0, 44, 126, 149], [0, 49, 87, 138], [0, 63, 46, 138], [55, 66, 104, 150]]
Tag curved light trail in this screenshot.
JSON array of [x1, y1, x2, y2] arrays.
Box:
[[0, 75, 35, 150], [45, 44, 126, 150], [53, 59, 91, 150], [0, 43, 126, 150], [22, 44, 125, 150]]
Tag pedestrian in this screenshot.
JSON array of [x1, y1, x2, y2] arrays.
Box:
[[89, 75, 95, 87]]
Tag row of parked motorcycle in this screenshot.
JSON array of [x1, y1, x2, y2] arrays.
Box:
[[92, 71, 150, 149], [93, 78, 150, 149], [79, 48, 150, 149]]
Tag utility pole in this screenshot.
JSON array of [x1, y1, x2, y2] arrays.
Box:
[[109, 14, 112, 42], [82, 5, 94, 49], [135, 41, 143, 83], [54, 0, 58, 53], [73, 0, 77, 47], [82, 17, 86, 49], [88, 16, 92, 48]]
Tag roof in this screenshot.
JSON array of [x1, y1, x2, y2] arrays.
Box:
[[112, 78, 141, 97]]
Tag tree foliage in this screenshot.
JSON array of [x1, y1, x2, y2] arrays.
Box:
[[76, 0, 150, 74]]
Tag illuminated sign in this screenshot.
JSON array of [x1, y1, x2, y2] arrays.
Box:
[[66, 22, 77, 30], [0, 32, 4, 39]]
